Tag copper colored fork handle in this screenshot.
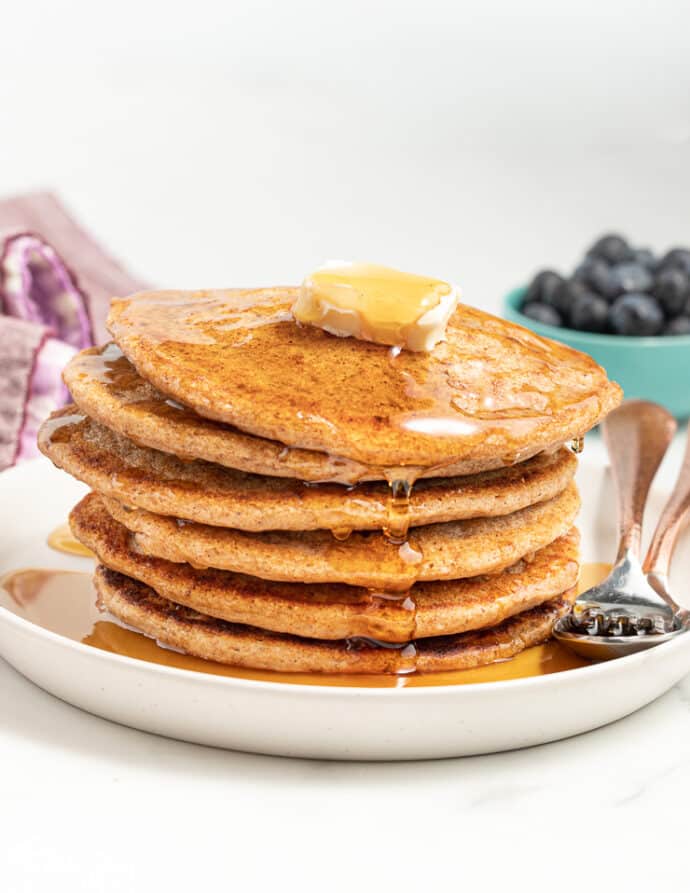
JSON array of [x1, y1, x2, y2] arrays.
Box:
[[644, 427, 690, 578], [601, 400, 677, 563]]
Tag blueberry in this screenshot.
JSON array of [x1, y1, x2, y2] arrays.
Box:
[[521, 302, 562, 327], [549, 278, 590, 314], [657, 247, 690, 275], [587, 234, 632, 265], [653, 268, 689, 316], [569, 292, 609, 332], [524, 270, 564, 307], [573, 256, 611, 296], [665, 316, 690, 335], [600, 262, 654, 299], [631, 247, 656, 269], [664, 314, 690, 335], [609, 293, 664, 336]]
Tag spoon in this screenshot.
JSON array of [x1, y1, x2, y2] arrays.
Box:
[[554, 400, 690, 660]]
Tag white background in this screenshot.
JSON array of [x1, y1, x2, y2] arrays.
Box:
[[2, 0, 690, 309], [2, 2, 690, 890]]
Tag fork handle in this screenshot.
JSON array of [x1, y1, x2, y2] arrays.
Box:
[[601, 400, 677, 563], [643, 427, 690, 577]]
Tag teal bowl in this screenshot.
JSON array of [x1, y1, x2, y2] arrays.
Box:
[[504, 287, 690, 419]]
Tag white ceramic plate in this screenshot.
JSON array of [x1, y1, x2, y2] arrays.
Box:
[[1, 457, 689, 761]]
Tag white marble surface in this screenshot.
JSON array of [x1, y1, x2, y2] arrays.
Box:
[[3, 1, 690, 888]]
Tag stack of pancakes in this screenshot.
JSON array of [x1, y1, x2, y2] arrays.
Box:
[[39, 287, 621, 675]]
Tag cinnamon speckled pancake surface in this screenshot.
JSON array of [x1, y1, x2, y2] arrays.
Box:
[[64, 344, 558, 483]]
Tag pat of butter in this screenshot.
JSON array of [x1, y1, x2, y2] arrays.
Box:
[[292, 262, 459, 352]]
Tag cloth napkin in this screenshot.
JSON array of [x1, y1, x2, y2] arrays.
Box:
[[0, 192, 147, 471]]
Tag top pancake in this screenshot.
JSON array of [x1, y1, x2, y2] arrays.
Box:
[[64, 344, 552, 483], [108, 287, 622, 468]]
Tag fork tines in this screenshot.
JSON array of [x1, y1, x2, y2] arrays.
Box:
[[569, 607, 670, 638]]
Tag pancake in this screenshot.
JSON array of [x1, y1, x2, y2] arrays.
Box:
[[63, 344, 554, 484], [93, 564, 578, 674], [72, 492, 580, 642], [107, 287, 622, 468], [101, 481, 580, 589], [42, 407, 578, 532]]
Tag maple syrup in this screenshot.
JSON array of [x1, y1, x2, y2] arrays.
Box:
[[382, 469, 423, 543], [47, 523, 95, 558], [0, 562, 605, 687], [67, 343, 203, 423]]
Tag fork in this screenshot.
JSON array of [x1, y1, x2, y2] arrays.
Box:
[[554, 400, 690, 660]]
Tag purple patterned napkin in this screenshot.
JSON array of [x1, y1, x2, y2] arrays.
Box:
[[0, 192, 147, 471]]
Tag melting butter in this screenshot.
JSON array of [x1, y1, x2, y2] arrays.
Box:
[[293, 262, 459, 352]]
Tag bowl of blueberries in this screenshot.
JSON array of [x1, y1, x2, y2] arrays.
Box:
[[504, 233, 690, 417]]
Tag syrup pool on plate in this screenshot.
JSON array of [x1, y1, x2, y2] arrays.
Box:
[[47, 523, 95, 558]]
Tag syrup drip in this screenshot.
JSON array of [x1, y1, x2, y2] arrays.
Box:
[[38, 411, 86, 445], [399, 541, 423, 565], [383, 474, 416, 544], [0, 565, 605, 686], [369, 466, 426, 639], [69, 344, 203, 423], [345, 637, 418, 674], [365, 590, 417, 639]]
